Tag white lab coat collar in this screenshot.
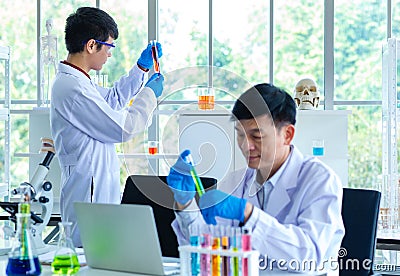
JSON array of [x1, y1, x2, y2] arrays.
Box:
[[244, 145, 304, 217], [57, 62, 96, 87], [267, 145, 304, 216]]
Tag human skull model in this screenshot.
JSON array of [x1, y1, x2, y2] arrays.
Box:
[[45, 18, 53, 36], [293, 78, 320, 110]]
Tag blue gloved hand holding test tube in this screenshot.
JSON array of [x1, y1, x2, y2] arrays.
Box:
[[167, 149, 205, 205], [137, 41, 163, 70]]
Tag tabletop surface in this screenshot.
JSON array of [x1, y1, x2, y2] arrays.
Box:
[[0, 256, 329, 275]]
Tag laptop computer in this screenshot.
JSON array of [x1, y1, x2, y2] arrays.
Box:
[[121, 175, 217, 258], [74, 202, 180, 275]]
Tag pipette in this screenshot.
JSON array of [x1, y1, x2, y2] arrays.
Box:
[[185, 153, 205, 197], [151, 40, 160, 73]]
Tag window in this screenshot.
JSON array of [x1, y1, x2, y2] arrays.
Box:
[[274, 1, 324, 94], [0, 0, 395, 211]]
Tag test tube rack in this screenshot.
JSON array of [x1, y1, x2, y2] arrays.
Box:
[[178, 245, 259, 276]]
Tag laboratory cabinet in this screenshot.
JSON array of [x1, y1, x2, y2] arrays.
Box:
[[179, 109, 351, 185]]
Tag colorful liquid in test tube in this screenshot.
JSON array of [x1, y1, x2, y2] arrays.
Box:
[[221, 226, 230, 276], [151, 40, 160, 73], [189, 225, 200, 276], [231, 227, 241, 276], [185, 153, 205, 196], [241, 228, 251, 276], [200, 232, 211, 276], [211, 225, 221, 276]]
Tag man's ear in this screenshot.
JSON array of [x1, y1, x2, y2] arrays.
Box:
[[85, 39, 96, 54], [283, 124, 295, 145]]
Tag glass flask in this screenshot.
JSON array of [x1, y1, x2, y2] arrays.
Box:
[[51, 221, 80, 274], [6, 213, 41, 276]]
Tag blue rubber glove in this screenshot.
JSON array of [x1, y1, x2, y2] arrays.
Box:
[[145, 73, 164, 98], [199, 190, 247, 225], [166, 150, 196, 205], [137, 41, 163, 70]]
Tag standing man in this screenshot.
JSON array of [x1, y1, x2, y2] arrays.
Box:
[[167, 83, 344, 273], [50, 6, 164, 246]]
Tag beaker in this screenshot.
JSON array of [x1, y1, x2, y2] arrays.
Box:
[[198, 88, 215, 110], [148, 141, 159, 155], [51, 221, 80, 275], [6, 213, 41, 276], [312, 139, 325, 156]]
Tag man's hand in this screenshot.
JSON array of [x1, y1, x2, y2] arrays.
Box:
[[199, 190, 248, 225], [137, 41, 163, 70], [166, 150, 196, 206], [145, 73, 164, 97]]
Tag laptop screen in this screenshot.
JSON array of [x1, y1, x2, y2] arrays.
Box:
[[74, 202, 178, 275]]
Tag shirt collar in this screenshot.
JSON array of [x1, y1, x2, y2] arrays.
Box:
[[61, 60, 90, 79], [265, 145, 294, 188]]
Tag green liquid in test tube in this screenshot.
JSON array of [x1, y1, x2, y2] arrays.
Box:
[[186, 153, 205, 196]]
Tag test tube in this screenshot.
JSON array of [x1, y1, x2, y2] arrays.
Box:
[[185, 153, 205, 196], [211, 225, 221, 276], [151, 40, 160, 73], [241, 227, 251, 276], [221, 226, 230, 276], [231, 227, 241, 276], [200, 226, 211, 276], [190, 225, 201, 276]]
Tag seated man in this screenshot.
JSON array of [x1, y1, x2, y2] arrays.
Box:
[[167, 83, 345, 273]]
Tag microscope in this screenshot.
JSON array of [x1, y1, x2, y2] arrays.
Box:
[[0, 150, 55, 255]]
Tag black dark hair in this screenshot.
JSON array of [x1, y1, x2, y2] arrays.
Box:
[[65, 7, 119, 54], [231, 83, 296, 128]]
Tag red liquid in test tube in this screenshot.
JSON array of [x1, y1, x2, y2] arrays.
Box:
[[242, 228, 251, 276], [151, 40, 160, 73]]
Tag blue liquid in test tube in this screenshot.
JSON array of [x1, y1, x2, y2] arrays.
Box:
[[190, 225, 200, 276]]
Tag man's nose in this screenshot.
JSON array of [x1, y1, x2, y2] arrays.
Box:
[[242, 137, 255, 151]]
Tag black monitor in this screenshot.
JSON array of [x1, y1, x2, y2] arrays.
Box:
[[121, 175, 217, 258]]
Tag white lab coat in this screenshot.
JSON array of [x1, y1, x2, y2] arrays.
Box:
[[50, 62, 157, 246], [172, 146, 345, 274]]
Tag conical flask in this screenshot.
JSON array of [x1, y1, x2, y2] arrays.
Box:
[[51, 221, 80, 274], [6, 213, 41, 276]]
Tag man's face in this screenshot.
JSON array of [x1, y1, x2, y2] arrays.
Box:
[[91, 37, 114, 71], [235, 114, 289, 177]]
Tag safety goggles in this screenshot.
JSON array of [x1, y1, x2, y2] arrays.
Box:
[[94, 39, 116, 53]]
